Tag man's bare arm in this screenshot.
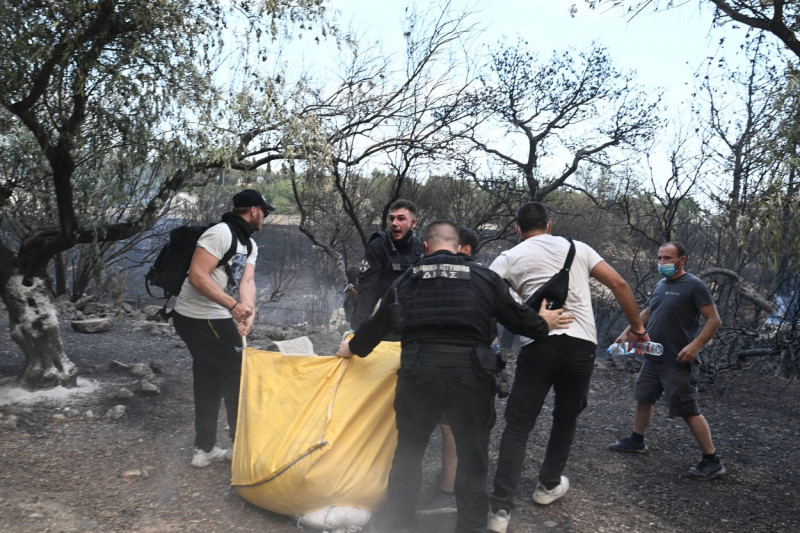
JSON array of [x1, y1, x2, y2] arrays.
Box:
[[591, 260, 649, 343], [677, 303, 720, 363], [187, 247, 252, 323]]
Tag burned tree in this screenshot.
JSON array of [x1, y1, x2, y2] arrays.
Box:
[[465, 41, 660, 202], [0, 0, 327, 389]]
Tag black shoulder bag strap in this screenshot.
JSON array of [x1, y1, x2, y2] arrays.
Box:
[[563, 237, 575, 271], [524, 237, 575, 310]]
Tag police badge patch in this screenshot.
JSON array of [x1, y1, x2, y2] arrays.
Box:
[[358, 258, 370, 273]]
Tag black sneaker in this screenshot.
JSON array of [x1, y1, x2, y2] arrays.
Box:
[[608, 435, 648, 454], [688, 458, 726, 480], [420, 489, 456, 512]]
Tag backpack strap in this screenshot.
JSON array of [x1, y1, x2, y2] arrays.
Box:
[[219, 220, 253, 285], [220, 221, 242, 266]]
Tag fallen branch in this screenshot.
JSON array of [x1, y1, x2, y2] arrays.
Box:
[[698, 267, 776, 313], [734, 348, 782, 360]]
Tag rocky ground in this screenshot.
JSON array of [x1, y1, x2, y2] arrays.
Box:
[[0, 305, 799, 533]]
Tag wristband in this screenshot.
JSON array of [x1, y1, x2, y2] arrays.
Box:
[[630, 329, 646, 335], [228, 302, 238, 311]]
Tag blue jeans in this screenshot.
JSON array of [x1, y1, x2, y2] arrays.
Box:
[[491, 335, 595, 511]]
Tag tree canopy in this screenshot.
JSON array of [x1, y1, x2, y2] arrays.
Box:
[[0, 0, 328, 388]]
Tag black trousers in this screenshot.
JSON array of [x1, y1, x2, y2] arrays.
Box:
[[491, 335, 596, 511], [172, 312, 243, 452], [381, 363, 495, 533]]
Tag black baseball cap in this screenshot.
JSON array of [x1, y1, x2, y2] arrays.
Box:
[[232, 189, 275, 214]]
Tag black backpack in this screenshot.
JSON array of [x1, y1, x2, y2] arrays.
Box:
[[145, 221, 248, 300], [525, 237, 575, 311]]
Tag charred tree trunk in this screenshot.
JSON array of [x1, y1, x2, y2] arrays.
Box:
[[777, 344, 798, 380], [2, 272, 77, 390], [53, 252, 67, 297]]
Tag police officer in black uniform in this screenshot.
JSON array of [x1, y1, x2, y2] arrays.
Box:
[[349, 199, 424, 331], [336, 220, 574, 533]]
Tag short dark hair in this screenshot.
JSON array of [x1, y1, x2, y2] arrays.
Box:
[[662, 240, 686, 257], [389, 199, 418, 218], [458, 227, 478, 255], [516, 202, 549, 233], [424, 220, 459, 248]]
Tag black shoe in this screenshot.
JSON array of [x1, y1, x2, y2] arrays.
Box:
[[609, 435, 648, 454], [421, 489, 456, 512], [688, 458, 726, 480]]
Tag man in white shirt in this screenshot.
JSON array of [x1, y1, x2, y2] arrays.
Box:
[[172, 189, 273, 468], [487, 202, 647, 533]]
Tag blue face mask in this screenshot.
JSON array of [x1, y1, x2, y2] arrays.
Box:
[[657, 262, 677, 278]]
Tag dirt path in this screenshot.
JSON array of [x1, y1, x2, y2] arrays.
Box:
[[1, 314, 799, 532]]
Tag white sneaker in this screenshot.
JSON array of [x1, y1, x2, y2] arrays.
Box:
[[532, 475, 569, 505], [225, 447, 233, 461], [191, 445, 228, 468], [487, 509, 510, 533]]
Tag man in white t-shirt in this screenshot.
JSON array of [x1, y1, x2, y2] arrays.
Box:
[[172, 189, 273, 468], [487, 202, 647, 533]]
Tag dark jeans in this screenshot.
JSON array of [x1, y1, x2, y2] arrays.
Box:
[[380, 363, 495, 533], [172, 312, 243, 452], [491, 335, 595, 511]]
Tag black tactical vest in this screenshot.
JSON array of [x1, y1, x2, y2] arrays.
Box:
[[398, 254, 493, 340], [371, 230, 425, 287]]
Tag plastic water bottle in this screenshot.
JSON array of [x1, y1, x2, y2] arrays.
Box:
[[606, 342, 630, 356], [606, 342, 664, 356], [633, 341, 663, 356]]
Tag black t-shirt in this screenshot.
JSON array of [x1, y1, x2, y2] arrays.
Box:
[[646, 272, 715, 363]]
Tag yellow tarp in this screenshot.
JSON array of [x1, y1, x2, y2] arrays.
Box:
[[230, 342, 401, 517]]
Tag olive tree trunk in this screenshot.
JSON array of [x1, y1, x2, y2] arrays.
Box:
[[4, 273, 77, 390]]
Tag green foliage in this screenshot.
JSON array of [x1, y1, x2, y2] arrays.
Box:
[[1, 1, 219, 245], [260, 177, 300, 214], [0, 0, 328, 272]]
